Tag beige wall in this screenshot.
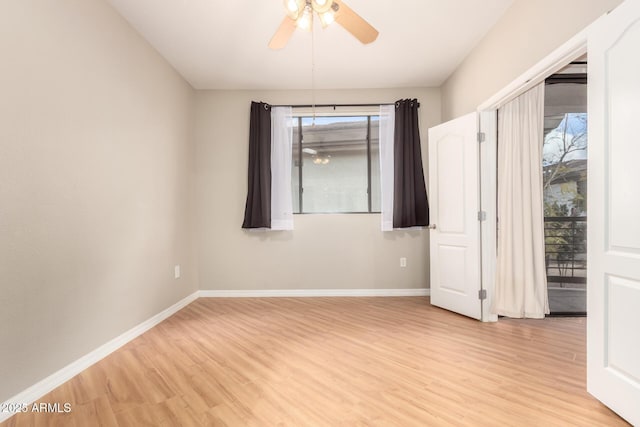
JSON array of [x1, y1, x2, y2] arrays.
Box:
[[195, 88, 439, 291], [8, 0, 616, 404], [441, 0, 623, 121], [0, 0, 196, 401]]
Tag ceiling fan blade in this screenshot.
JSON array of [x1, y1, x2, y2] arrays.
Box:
[[333, 0, 378, 44], [268, 16, 297, 50]]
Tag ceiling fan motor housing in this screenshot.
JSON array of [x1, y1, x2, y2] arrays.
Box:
[[311, 0, 333, 14], [284, 0, 334, 19]]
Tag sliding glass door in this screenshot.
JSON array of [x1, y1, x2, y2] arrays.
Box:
[[543, 65, 587, 315]]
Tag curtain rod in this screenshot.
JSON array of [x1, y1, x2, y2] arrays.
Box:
[[270, 103, 391, 108], [268, 102, 420, 108]]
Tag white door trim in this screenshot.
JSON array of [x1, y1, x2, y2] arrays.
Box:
[[478, 25, 591, 112], [478, 111, 498, 322]]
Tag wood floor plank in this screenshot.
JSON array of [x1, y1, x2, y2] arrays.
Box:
[[1, 297, 630, 426]]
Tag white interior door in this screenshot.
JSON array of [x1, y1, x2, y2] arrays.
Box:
[[428, 112, 482, 320], [587, 0, 640, 424]]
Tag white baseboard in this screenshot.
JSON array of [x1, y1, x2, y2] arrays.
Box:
[[0, 291, 199, 423], [198, 288, 430, 298]]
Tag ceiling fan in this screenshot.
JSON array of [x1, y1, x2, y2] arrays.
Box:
[[269, 0, 379, 49]]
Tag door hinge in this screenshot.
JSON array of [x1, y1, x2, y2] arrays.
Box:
[[477, 211, 486, 221], [478, 289, 487, 300], [477, 132, 485, 143]]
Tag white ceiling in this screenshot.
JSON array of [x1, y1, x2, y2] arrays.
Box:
[[106, 0, 514, 90]]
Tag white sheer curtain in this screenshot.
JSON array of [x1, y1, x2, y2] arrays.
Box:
[[379, 104, 395, 231], [270, 106, 294, 230], [492, 83, 549, 318]]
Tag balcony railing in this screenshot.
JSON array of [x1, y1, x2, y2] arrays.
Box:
[[544, 216, 587, 285]]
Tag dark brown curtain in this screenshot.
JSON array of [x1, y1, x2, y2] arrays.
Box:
[[242, 102, 272, 229], [393, 99, 429, 228]]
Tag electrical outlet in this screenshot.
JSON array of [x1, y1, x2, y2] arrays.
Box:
[[174, 265, 181, 279], [400, 257, 407, 268]]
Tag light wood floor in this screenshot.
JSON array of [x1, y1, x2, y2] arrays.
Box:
[[2, 297, 629, 426]]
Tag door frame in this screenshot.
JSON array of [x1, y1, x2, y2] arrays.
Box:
[[478, 111, 498, 322], [474, 21, 601, 322]]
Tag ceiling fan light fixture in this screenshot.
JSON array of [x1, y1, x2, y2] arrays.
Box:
[[319, 10, 335, 28], [312, 155, 330, 165], [296, 7, 312, 31], [270, 0, 378, 49], [284, 0, 305, 19]]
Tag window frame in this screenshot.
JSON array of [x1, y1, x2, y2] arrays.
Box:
[[293, 113, 380, 215]]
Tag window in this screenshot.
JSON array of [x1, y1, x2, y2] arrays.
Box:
[[291, 114, 381, 213], [543, 67, 587, 315]]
